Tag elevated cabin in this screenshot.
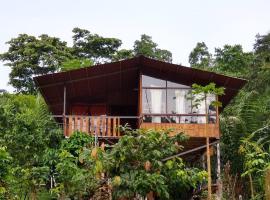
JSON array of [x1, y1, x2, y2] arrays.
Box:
[[34, 56, 246, 148]]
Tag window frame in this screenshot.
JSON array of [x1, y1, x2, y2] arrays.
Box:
[[141, 75, 217, 124]]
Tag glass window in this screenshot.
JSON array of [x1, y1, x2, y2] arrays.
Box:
[[167, 89, 191, 114], [166, 89, 192, 123], [142, 89, 166, 114], [192, 93, 206, 115], [207, 94, 217, 115], [167, 81, 190, 88], [141, 74, 217, 124], [142, 75, 166, 88]]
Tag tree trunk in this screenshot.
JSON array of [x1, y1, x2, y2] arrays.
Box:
[[249, 174, 255, 199]]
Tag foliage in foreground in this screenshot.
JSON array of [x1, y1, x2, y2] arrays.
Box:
[[0, 93, 207, 199], [53, 128, 207, 199]]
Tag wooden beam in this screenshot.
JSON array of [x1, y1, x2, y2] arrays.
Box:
[[207, 137, 212, 200], [162, 140, 219, 161], [138, 72, 142, 128], [216, 142, 222, 200], [63, 86, 67, 136], [63, 86, 66, 115]]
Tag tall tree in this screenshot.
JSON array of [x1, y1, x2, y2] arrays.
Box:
[[134, 34, 172, 62], [0, 34, 73, 94], [254, 33, 270, 65], [111, 49, 134, 61], [60, 58, 93, 72], [189, 42, 211, 69], [214, 44, 254, 77], [72, 27, 122, 63]]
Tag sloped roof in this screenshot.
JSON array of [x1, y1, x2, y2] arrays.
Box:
[[34, 56, 247, 115]]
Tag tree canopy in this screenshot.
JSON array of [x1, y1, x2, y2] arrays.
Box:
[[189, 42, 211, 69], [0, 34, 73, 94], [1, 28, 172, 94]]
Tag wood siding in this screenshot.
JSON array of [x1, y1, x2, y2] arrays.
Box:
[[140, 123, 220, 138], [64, 116, 120, 138]]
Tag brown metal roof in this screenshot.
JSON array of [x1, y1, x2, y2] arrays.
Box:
[[34, 56, 247, 115]]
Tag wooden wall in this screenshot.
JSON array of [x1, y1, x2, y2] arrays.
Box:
[[140, 123, 220, 138]]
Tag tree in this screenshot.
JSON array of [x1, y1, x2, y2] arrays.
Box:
[[134, 34, 172, 62], [72, 27, 122, 63], [51, 132, 97, 199], [101, 127, 207, 199], [0, 94, 62, 166], [254, 33, 270, 65], [189, 42, 212, 69], [239, 125, 270, 199], [60, 58, 93, 72], [214, 44, 254, 77], [0, 93, 63, 198], [51, 128, 208, 199], [0, 146, 12, 199], [112, 49, 134, 61], [0, 34, 74, 94]]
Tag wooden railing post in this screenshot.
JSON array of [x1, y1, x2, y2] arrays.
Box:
[[117, 117, 120, 136], [107, 117, 111, 137], [206, 137, 212, 200], [112, 117, 116, 136], [63, 86, 67, 136], [217, 142, 222, 200]]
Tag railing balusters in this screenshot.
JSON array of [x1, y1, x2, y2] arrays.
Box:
[[68, 116, 73, 136], [96, 117, 100, 136], [102, 116, 106, 137], [80, 117, 83, 132], [75, 117, 78, 131], [112, 118, 116, 136], [117, 117, 120, 136], [85, 116, 89, 134], [107, 117, 111, 136], [90, 117, 94, 134], [60, 115, 139, 138]]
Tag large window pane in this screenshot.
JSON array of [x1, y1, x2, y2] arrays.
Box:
[[167, 81, 190, 88], [142, 75, 166, 88], [141, 74, 217, 124], [192, 93, 205, 114], [167, 89, 192, 123], [142, 89, 166, 114], [191, 94, 217, 114], [207, 94, 217, 114], [167, 89, 191, 114]]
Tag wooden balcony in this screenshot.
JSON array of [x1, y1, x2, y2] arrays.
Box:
[[141, 123, 219, 138], [62, 115, 123, 138], [140, 114, 220, 138], [57, 114, 219, 139]]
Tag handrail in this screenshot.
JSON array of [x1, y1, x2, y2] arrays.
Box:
[[56, 115, 139, 138], [162, 140, 219, 161], [142, 113, 216, 116], [52, 115, 140, 118]]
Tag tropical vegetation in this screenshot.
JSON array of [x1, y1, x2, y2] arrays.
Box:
[[1, 28, 270, 199]]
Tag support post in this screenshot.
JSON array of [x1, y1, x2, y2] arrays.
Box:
[[63, 86, 67, 137], [137, 72, 142, 128], [216, 142, 222, 200], [204, 94, 212, 199], [206, 137, 212, 200]]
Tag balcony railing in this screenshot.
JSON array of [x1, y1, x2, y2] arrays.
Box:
[[142, 114, 217, 124], [52, 113, 219, 138], [53, 115, 139, 138]]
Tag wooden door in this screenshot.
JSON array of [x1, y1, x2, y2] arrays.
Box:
[[89, 105, 107, 116]]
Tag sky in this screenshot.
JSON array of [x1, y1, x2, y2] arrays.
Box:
[[0, 0, 269, 92]]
